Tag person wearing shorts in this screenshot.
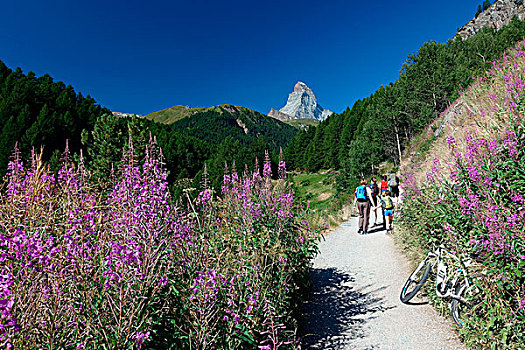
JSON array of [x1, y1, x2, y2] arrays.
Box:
[[379, 190, 395, 234]]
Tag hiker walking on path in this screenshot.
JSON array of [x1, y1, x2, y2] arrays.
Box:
[[369, 177, 380, 227], [380, 175, 389, 195], [379, 175, 390, 229], [354, 179, 374, 234], [388, 171, 400, 202], [377, 190, 395, 234]]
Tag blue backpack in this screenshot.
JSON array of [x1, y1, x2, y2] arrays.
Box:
[[369, 182, 378, 197], [356, 185, 367, 200]]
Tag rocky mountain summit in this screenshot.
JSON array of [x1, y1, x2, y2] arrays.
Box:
[[268, 81, 333, 121], [455, 0, 525, 40]]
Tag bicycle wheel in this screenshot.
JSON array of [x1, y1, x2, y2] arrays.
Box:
[[450, 280, 483, 328], [400, 260, 431, 303]]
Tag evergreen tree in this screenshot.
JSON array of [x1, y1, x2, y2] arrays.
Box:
[[0, 60, 110, 177], [81, 113, 125, 187]]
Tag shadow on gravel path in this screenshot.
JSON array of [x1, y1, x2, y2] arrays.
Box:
[[301, 267, 392, 349], [300, 220, 466, 350]]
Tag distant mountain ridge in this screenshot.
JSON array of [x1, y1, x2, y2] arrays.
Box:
[[268, 82, 333, 122], [146, 104, 297, 150], [146, 105, 227, 124], [455, 0, 525, 40]]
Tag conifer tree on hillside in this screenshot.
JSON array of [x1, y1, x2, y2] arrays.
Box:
[[475, 0, 493, 17], [322, 114, 343, 169], [0, 61, 110, 175]]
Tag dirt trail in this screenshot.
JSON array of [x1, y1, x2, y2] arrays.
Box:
[[302, 215, 466, 350]]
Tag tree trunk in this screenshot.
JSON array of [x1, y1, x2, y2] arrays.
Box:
[[393, 119, 402, 165]]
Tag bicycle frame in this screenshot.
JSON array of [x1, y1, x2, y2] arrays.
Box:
[[424, 245, 472, 301], [401, 240, 483, 328]]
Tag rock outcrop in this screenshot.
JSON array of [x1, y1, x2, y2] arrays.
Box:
[[455, 0, 525, 40], [268, 81, 333, 121], [268, 108, 295, 121], [112, 111, 144, 118]]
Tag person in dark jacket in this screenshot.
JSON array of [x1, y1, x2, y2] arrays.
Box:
[[369, 177, 380, 227]]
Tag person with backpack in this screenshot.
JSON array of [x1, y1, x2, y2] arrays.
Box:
[[380, 175, 389, 195], [388, 171, 400, 199], [376, 190, 395, 234], [354, 178, 373, 234], [369, 177, 380, 227]]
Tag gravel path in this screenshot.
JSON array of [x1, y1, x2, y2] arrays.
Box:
[[302, 215, 467, 350]]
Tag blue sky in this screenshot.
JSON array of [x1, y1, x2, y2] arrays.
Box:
[[1, 0, 483, 115]]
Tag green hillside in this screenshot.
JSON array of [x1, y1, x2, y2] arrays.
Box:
[[83, 108, 298, 192], [146, 105, 223, 124], [147, 104, 320, 130], [167, 105, 297, 150], [147, 104, 297, 149]]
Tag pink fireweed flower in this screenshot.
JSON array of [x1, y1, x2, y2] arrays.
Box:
[[231, 171, 239, 184], [467, 166, 481, 183], [507, 141, 518, 157], [195, 189, 212, 210], [507, 214, 520, 229], [133, 331, 150, 346], [458, 196, 478, 218], [488, 140, 498, 153], [223, 173, 231, 185], [447, 136, 456, 150], [159, 276, 168, 287], [263, 150, 272, 178], [278, 160, 286, 180]]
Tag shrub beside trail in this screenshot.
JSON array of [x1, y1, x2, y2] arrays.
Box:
[[398, 40, 525, 349], [0, 139, 319, 349]]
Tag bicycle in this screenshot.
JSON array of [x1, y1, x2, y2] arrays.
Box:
[[399, 244, 483, 327]]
